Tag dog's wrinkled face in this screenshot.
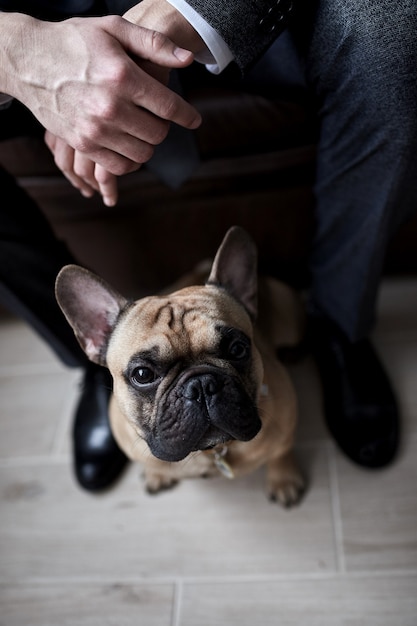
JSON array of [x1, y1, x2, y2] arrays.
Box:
[[55, 226, 265, 464], [107, 286, 263, 462]]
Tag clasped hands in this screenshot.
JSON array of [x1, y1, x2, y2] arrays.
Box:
[[39, 5, 204, 206]]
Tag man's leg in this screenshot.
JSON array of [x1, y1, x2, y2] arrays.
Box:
[[0, 167, 128, 489], [305, 0, 417, 338], [294, 0, 417, 466]]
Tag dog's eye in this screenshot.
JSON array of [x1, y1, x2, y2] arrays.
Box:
[[227, 338, 250, 361], [131, 366, 156, 386], [219, 329, 251, 365]]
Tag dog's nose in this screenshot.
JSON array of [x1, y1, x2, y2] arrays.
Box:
[[182, 374, 223, 403]]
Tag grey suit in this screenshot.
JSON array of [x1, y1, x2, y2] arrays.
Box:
[[186, 0, 295, 71], [1, 0, 417, 354], [187, 0, 417, 340]]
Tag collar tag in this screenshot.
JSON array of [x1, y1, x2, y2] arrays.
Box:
[[213, 446, 235, 479]]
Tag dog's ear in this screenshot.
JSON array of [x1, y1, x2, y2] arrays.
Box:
[[207, 226, 258, 319], [55, 265, 128, 366]]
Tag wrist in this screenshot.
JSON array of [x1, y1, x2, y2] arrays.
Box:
[[0, 12, 39, 100]]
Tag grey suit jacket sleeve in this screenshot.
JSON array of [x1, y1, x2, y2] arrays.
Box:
[[184, 0, 295, 71]]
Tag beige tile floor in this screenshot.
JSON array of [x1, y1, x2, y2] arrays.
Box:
[[0, 277, 416, 625]]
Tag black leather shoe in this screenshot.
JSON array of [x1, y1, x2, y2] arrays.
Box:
[[73, 365, 128, 491], [307, 313, 399, 468]]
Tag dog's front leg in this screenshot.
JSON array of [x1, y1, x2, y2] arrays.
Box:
[[266, 450, 305, 507], [143, 462, 179, 494]]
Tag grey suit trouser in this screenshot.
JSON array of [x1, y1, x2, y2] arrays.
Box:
[[297, 0, 417, 339], [0, 167, 90, 367], [1, 0, 416, 366]]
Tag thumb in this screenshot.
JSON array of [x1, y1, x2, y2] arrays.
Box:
[[118, 20, 195, 68]]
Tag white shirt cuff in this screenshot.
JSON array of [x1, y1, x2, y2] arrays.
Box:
[[166, 0, 234, 74]]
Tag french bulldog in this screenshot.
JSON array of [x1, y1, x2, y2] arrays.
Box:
[[55, 226, 305, 506]]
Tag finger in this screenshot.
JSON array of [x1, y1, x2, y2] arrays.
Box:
[[73, 107, 166, 175], [117, 19, 195, 69], [44, 130, 57, 153], [94, 164, 119, 207], [79, 107, 165, 171], [109, 22, 201, 130], [130, 67, 201, 130], [45, 131, 89, 194], [73, 152, 100, 196], [54, 141, 95, 198], [73, 123, 148, 176], [117, 100, 171, 147]]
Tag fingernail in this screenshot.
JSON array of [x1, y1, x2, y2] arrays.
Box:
[[189, 112, 202, 129], [174, 47, 193, 62]]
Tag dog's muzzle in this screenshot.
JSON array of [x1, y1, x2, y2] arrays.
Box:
[[146, 369, 261, 462]]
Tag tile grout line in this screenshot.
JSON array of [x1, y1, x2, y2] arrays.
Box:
[[0, 454, 70, 468], [4, 568, 417, 587], [0, 363, 69, 378], [171, 580, 183, 626], [327, 441, 346, 574]]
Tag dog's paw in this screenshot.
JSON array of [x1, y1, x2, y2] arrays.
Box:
[[267, 473, 306, 507], [143, 470, 179, 495], [266, 455, 306, 508]]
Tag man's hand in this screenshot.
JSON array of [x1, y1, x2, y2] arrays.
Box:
[[1, 12, 201, 176], [44, 57, 175, 206], [43, 36, 189, 207], [45, 131, 119, 207]]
